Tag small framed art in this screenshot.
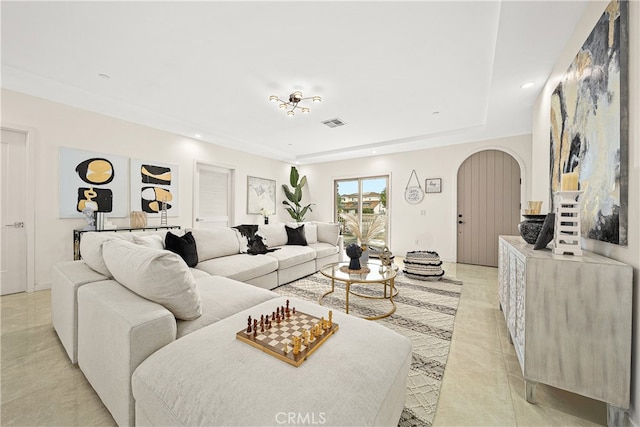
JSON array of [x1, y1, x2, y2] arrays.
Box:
[[425, 178, 441, 193]]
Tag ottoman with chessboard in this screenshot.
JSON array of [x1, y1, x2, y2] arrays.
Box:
[[132, 296, 412, 426]]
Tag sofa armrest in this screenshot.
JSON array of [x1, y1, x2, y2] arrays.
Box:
[[51, 260, 108, 364], [78, 280, 177, 427], [337, 235, 344, 262]]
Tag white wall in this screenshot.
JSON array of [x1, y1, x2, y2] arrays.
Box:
[[301, 134, 532, 261], [1, 89, 292, 289], [532, 1, 639, 423]]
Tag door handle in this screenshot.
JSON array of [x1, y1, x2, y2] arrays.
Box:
[[195, 218, 204, 222], [458, 221, 465, 224], [4, 222, 24, 228]]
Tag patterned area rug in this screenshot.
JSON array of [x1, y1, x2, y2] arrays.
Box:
[[274, 271, 462, 426]]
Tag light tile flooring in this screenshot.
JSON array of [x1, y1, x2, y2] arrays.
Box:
[[1, 263, 608, 426]]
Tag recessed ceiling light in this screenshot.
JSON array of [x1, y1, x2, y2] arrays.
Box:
[[372, 150, 377, 154], [432, 111, 440, 115], [98, 73, 110, 79], [521, 82, 534, 89], [194, 134, 201, 138]]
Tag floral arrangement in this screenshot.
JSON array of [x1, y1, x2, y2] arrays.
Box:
[[339, 213, 385, 250]]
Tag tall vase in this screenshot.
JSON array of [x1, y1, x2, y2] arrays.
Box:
[[360, 245, 370, 264]]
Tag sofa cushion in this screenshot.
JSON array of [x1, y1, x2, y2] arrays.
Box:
[[257, 224, 288, 248], [285, 224, 307, 246], [315, 222, 340, 245], [194, 254, 278, 283], [102, 239, 202, 320], [264, 245, 316, 270], [287, 222, 318, 244], [165, 231, 198, 267], [79, 232, 135, 277], [309, 242, 340, 259], [177, 276, 278, 338], [304, 223, 318, 244], [188, 228, 240, 261], [133, 234, 164, 250]]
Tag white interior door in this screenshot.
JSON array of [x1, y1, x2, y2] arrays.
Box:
[[194, 163, 234, 229], [1, 129, 28, 295]]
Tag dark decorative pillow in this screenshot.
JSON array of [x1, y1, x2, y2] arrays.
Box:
[[534, 213, 555, 250], [286, 224, 308, 246], [165, 231, 198, 267]]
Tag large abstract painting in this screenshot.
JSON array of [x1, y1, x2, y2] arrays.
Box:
[[550, 0, 628, 245], [59, 147, 128, 218], [247, 176, 276, 215], [130, 159, 179, 217]]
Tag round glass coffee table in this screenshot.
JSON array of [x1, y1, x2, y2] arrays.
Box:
[[319, 261, 398, 320]]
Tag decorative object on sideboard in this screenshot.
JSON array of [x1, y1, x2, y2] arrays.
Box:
[[94, 211, 105, 231], [425, 178, 442, 193], [533, 213, 555, 250], [345, 243, 363, 271], [82, 206, 97, 229], [518, 214, 546, 244], [404, 169, 424, 204], [549, 0, 629, 245], [160, 199, 168, 226], [269, 91, 321, 117], [260, 208, 272, 225], [525, 200, 543, 215], [553, 191, 583, 256], [282, 166, 313, 222], [130, 211, 147, 228]]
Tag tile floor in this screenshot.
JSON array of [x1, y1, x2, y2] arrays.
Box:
[[1, 262, 609, 426]]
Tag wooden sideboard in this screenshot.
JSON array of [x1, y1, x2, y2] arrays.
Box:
[[73, 225, 180, 260], [498, 236, 632, 427]]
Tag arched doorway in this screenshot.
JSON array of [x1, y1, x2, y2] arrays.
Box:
[[457, 149, 521, 267]]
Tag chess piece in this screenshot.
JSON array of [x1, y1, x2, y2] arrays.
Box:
[[292, 337, 301, 355], [304, 330, 310, 346], [329, 311, 333, 327], [293, 307, 296, 314], [283, 341, 290, 354], [246, 316, 252, 334], [253, 319, 258, 337]]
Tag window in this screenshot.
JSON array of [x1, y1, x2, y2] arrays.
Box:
[[334, 176, 389, 251]]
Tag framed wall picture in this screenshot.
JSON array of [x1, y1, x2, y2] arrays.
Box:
[[247, 176, 276, 215], [58, 147, 128, 218], [426, 178, 441, 193], [130, 159, 179, 217]]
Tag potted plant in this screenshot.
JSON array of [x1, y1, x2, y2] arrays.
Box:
[[282, 166, 313, 222], [340, 212, 385, 262]]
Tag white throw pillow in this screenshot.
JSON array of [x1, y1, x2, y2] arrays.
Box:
[[315, 222, 340, 245], [80, 232, 135, 277], [102, 239, 202, 320], [304, 223, 318, 244], [132, 234, 164, 250], [257, 223, 288, 247]]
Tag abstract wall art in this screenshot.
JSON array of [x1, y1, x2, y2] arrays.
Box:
[[247, 176, 276, 215], [549, 0, 628, 245], [59, 147, 128, 218], [130, 159, 179, 217]]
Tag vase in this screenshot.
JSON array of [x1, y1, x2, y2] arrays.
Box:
[[518, 214, 546, 244], [359, 245, 370, 264]]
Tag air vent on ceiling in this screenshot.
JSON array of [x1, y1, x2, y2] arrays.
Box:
[[322, 118, 347, 128]]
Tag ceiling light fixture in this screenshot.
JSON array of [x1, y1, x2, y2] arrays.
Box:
[[269, 91, 321, 117], [520, 82, 534, 89]]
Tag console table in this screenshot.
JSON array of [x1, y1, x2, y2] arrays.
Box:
[[498, 236, 632, 427], [73, 225, 180, 260]]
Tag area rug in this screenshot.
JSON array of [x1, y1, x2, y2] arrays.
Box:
[[274, 271, 462, 426]]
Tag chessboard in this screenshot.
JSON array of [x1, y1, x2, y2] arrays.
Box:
[[236, 300, 339, 367]]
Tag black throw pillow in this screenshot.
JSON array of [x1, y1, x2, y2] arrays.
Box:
[[165, 231, 198, 267], [286, 224, 308, 246]]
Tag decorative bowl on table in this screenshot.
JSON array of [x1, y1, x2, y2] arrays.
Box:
[[519, 214, 547, 244]]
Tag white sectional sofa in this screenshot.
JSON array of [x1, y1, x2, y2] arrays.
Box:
[[51, 221, 411, 427]]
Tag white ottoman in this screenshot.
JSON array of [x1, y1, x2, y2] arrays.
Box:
[[132, 297, 412, 426]]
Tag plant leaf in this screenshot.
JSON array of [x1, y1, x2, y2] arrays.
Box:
[[290, 166, 299, 187], [299, 175, 307, 189]]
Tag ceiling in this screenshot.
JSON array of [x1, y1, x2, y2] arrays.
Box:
[[1, 1, 589, 165]]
